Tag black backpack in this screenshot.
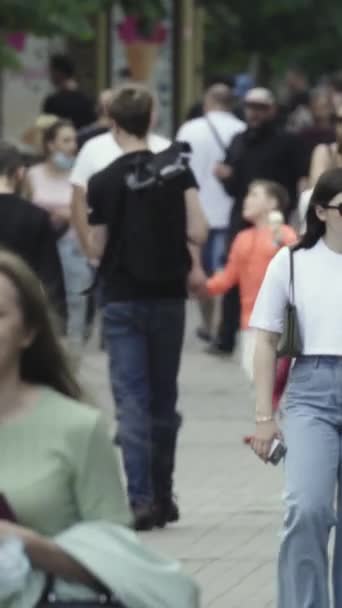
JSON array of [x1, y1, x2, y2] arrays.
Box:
[[101, 143, 192, 284]]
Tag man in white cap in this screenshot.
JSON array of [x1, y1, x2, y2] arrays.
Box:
[[214, 87, 305, 355]]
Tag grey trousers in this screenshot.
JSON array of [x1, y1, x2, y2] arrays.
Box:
[[279, 356, 342, 608]]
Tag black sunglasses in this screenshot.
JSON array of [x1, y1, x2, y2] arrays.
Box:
[[326, 203, 342, 216]]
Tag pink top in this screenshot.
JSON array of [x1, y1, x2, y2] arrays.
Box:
[[28, 163, 72, 212]]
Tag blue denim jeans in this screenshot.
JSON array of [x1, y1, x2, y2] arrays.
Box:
[[279, 356, 342, 608], [103, 299, 185, 506], [202, 228, 227, 276], [58, 234, 92, 344]]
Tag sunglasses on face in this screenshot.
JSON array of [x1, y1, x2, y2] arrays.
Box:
[[326, 203, 342, 215]]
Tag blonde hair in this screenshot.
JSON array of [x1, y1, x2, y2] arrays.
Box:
[[21, 114, 59, 154]]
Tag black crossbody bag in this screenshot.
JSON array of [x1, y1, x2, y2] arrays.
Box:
[[37, 575, 125, 608], [205, 116, 231, 193], [277, 247, 303, 358]]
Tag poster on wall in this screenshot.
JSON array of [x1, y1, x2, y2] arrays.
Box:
[[111, 0, 174, 137], [1, 35, 63, 143]]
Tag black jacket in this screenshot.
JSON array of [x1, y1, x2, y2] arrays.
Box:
[[0, 194, 66, 325], [225, 122, 305, 229]]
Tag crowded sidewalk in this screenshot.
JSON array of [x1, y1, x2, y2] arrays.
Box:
[[81, 304, 282, 608]]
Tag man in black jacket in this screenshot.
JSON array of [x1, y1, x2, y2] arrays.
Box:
[[0, 142, 65, 324], [214, 88, 304, 354]]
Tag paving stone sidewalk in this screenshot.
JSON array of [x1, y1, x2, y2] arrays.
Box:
[[81, 307, 283, 607]]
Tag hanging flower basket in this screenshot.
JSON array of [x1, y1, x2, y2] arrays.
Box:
[[118, 15, 168, 81]]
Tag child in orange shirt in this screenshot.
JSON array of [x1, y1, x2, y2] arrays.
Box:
[[206, 180, 297, 381]]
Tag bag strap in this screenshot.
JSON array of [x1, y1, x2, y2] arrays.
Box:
[[38, 574, 114, 605], [289, 247, 295, 305], [205, 116, 227, 157]]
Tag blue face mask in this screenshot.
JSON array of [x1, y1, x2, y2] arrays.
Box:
[[51, 152, 75, 171]]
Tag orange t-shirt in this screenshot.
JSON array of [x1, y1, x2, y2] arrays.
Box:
[[207, 225, 297, 329]]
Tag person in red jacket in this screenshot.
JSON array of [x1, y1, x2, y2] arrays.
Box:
[[205, 180, 297, 413]]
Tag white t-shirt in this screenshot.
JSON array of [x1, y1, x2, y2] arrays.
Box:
[[298, 188, 313, 234], [70, 131, 171, 189], [250, 239, 342, 355], [177, 110, 245, 228]]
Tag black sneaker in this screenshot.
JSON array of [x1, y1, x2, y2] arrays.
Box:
[[206, 342, 234, 357], [132, 505, 155, 531], [154, 498, 180, 528], [196, 328, 212, 343]]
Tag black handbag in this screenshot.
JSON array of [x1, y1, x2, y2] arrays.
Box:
[[37, 575, 126, 608], [277, 247, 303, 358]]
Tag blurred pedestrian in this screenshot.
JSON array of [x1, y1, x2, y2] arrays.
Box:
[[26, 120, 90, 357], [184, 75, 235, 121], [250, 168, 342, 608], [75, 83, 207, 531], [43, 54, 95, 129], [21, 114, 59, 164], [214, 87, 305, 355], [0, 142, 65, 323], [309, 103, 342, 187], [330, 71, 342, 113], [77, 89, 114, 149], [177, 83, 245, 343], [297, 87, 334, 179], [281, 64, 311, 131]]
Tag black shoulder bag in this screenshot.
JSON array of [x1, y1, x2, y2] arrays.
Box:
[[205, 116, 231, 193], [277, 248, 303, 358], [37, 574, 125, 607]]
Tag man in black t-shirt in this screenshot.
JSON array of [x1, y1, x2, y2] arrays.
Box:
[[0, 142, 65, 325], [76, 84, 207, 531], [43, 55, 95, 130]]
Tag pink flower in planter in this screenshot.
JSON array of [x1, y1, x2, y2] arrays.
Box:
[[6, 33, 26, 52], [118, 15, 167, 44]]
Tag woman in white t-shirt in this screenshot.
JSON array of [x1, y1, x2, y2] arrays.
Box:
[[249, 167, 342, 608]]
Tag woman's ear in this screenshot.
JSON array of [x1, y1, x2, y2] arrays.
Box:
[[315, 205, 327, 223], [21, 327, 37, 350]]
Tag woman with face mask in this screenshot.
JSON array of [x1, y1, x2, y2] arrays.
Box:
[[27, 120, 91, 360]]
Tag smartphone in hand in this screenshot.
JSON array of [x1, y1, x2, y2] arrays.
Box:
[[268, 438, 287, 465]]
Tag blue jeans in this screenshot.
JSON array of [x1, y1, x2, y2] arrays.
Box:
[[279, 356, 342, 608], [202, 228, 227, 276], [103, 300, 185, 506], [58, 234, 92, 343]]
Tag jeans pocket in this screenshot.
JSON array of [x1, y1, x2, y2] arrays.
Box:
[[289, 360, 313, 384]]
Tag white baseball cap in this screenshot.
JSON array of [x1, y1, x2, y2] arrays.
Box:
[[245, 87, 275, 106]]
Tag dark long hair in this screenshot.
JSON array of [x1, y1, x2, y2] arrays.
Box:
[[0, 250, 82, 400], [294, 168, 342, 251]]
